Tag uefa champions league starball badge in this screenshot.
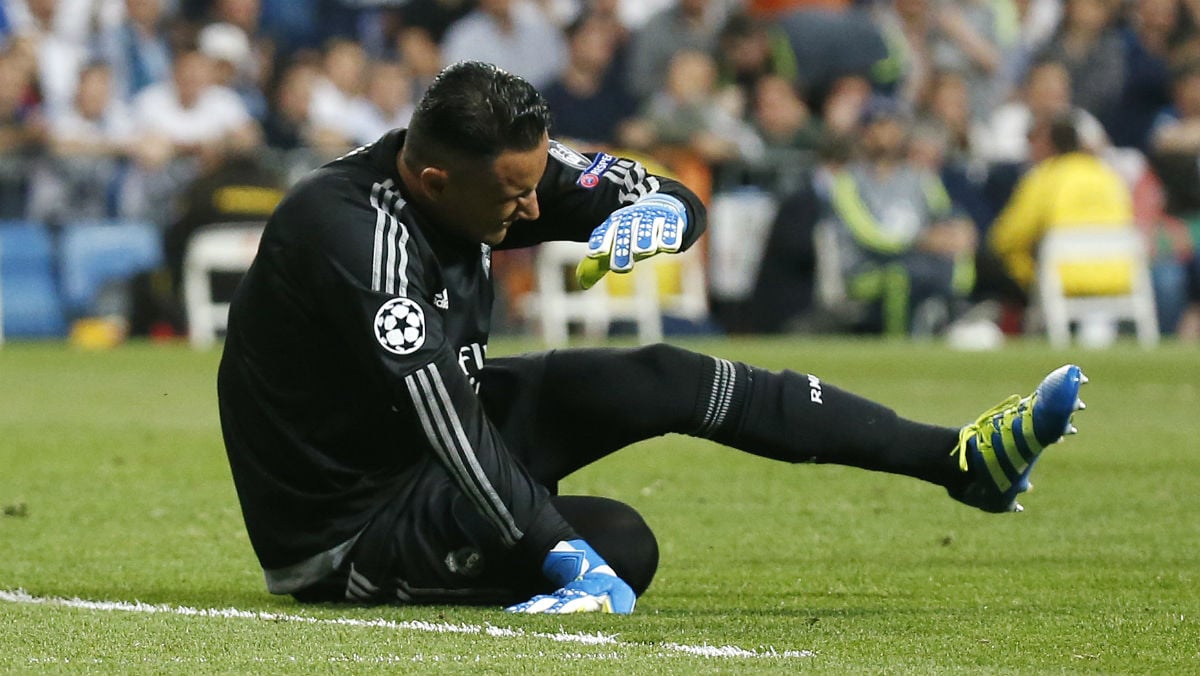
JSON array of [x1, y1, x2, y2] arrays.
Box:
[[374, 297, 426, 355]]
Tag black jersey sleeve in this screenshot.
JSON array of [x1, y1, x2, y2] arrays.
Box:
[[498, 139, 708, 250], [291, 176, 577, 563]]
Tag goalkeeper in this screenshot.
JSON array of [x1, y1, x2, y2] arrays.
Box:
[[218, 61, 1087, 615]]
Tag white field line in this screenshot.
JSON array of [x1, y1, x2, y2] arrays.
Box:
[[1, 589, 815, 660]]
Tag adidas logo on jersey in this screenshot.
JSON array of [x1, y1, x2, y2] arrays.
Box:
[[433, 289, 449, 310]]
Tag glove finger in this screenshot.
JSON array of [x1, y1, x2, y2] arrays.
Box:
[[548, 593, 608, 614], [505, 594, 560, 614], [609, 214, 634, 272], [658, 212, 684, 253], [585, 218, 614, 258], [631, 212, 662, 257], [575, 256, 608, 290]]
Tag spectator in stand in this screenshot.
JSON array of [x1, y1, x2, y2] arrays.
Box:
[[1148, 59, 1200, 340], [578, 0, 632, 48], [262, 58, 319, 152], [621, 49, 765, 166], [871, 0, 935, 106], [1108, 0, 1192, 151], [207, 0, 276, 98], [974, 58, 1109, 166], [395, 26, 442, 100], [0, 41, 45, 218], [821, 73, 873, 140], [915, 69, 975, 162], [909, 72, 994, 237], [8, 0, 88, 115], [440, 0, 567, 90], [997, 0, 1064, 95], [389, 0, 474, 43], [1036, 0, 1125, 124], [988, 113, 1134, 306], [123, 48, 260, 225], [824, 95, 977, 336], [199, 21, 267, 120], [308, 37, 366, 150], [927, 0, 1003, 123], [626, 0, 727, 100], [28, 60, 135, 223], [713, 12, 799, 111], [751, 73, 823, 153], [342, 59, 414, 146], [0, 41, 44, 155], [95, 0, 173, 102], [873, 0, 1001, 120], [541, 11, 637, 146], [1149, 60, 1200, 197]]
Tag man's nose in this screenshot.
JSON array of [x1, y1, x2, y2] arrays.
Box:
[[516, 190, 540, 221]]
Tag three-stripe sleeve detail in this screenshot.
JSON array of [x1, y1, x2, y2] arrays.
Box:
[[404, 363, 523, 547], [370, 179, 411, 296]]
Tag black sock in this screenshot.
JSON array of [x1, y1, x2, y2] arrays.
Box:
[[695, 361, 963, 487]]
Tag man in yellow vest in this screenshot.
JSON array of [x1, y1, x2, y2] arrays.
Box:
[[988, 113, 1134, 298]]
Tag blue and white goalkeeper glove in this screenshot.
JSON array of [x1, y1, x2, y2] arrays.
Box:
[[576, 193, 687, 289], [505, 539, 636, 614]]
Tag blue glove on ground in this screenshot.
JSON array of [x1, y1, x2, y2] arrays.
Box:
[[504, 539, 636, 614], [576, 193, 687, 289]]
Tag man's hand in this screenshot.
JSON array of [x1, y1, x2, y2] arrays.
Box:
[[576, 194, 687, 289], [505, 539, 636, 614]]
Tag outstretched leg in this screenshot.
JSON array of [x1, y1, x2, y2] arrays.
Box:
[[480, 345, 966, 490], [480, 346, 1086, 512]]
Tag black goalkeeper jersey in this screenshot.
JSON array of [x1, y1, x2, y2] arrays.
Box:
[[217, 129, 706, 592]]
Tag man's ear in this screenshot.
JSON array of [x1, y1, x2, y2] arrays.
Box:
[[419, 166, 449, 198]]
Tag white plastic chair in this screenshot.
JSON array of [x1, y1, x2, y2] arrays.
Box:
[[183, 222, 264, 349], [1034, 226, 1159, 349], [812, 219, 846, 311], [526, 240, 664, 346]]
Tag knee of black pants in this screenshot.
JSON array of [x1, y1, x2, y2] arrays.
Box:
[[551, 495, 659, 596]]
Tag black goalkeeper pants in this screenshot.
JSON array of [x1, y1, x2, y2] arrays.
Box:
[[294, 344, 962, 605]]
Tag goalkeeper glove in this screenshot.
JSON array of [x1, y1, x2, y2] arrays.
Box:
[[576, 193, 687, 289], [505, 539, 636, 614]]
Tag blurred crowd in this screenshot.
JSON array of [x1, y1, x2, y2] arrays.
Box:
[[0, 0, 1198, 341]]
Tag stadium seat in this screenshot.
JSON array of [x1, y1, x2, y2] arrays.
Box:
[[1034, 226, 1159, 349], [525, 240, 663, 346], [183, 222, 264, 349], [0, 221, 68, 340], [59, 220, 164, 318]]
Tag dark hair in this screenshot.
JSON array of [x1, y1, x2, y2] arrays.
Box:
[[1047, 112, 1080, 154], [405, 61, 550, 163]]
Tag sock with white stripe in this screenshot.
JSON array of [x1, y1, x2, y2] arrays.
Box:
[[527, 345, 960, 488], [704, 362, 962, 486]]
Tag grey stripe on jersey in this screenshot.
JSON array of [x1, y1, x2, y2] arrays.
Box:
[[345, 562, 381, 602], [695, 357, 736, 438], [404, 364, 523, 547], [370, 179, 410, 296]]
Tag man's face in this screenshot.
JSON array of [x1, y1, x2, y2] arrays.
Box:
[[434, 134, 548, 245], [863, 117, 907, 161]]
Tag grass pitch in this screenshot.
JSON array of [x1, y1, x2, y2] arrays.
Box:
[[1, 336, 1197, 673]]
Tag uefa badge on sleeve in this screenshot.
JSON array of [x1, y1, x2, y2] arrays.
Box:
[[374, 297, 426, 355]]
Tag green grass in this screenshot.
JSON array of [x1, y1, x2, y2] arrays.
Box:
[[1, 336, 1198, 673]]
